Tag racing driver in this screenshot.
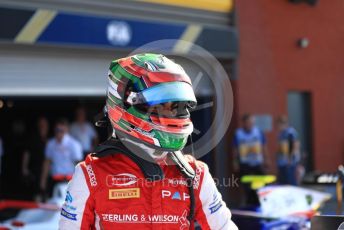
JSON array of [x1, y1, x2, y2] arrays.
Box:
[[59, 53, 238, 230]]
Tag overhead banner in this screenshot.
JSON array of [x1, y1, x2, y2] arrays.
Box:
[[0, 6, 238, 58], [136, 0, 234, 13]]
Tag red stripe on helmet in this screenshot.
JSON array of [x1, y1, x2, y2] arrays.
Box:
[[150, 116, 191, 127], [150, 116, 192, 133], [122, 111, 153, 132], [147, 71, 191, 84], [108, 106, 153, 132], [119, 58, 146, 77], [118, 56, 192, 86], [131, 130, 155, 145], [108, 106, 123, 122], [111, 121, 155, 145]]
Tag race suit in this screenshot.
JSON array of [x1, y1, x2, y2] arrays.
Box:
[[59, 153, 238, 230]]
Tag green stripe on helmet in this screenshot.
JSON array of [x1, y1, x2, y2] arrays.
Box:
[[109, 72, 122, 83], [118, 119, 132, 131], [152, 130, 188, 150], [127, 106, 150, 121], [107, 92, 123, 106], [109, 60, 119, 70], [109, 62, 123, 84], [131, 53, 164, 69], [112, 65, 145, 91]]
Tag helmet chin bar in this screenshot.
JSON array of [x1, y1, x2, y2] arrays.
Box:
[[115, 128, 187, 153]]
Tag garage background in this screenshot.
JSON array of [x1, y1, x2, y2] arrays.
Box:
[[0, 0, 238, 203]]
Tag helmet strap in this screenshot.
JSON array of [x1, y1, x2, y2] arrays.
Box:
[[168, 149, 196, 224]]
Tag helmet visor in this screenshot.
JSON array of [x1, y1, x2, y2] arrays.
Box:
[[128, 82, 197, 107]]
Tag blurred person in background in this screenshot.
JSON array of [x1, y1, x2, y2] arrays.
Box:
[[0, 136, 2, 198], [0, 136, 3, 187], [22, 116, 50, 200], [276, 116, 301, 185], [233, 114, 269, 204], [233, 114, 269, 174], [70, 107, 98, 158], [0, 136, 3, 174], [40, 118, 82, 199], [1, 120, 27, 198]]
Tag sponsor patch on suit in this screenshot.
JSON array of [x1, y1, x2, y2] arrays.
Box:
[[108, 188, 140, 199]]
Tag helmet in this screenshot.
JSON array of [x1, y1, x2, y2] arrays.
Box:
[[106, 53, 197, 151]]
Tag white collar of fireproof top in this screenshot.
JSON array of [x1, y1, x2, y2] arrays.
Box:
[[118, 137, 168, 161]]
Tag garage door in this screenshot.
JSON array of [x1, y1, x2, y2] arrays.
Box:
[[0, 44, 214, 97], [0, 44, 126, 96]]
